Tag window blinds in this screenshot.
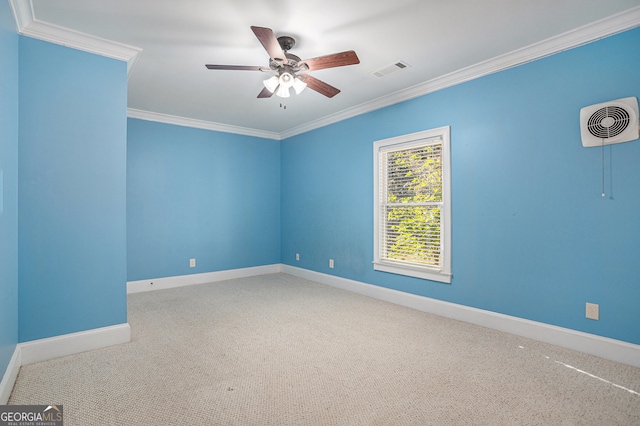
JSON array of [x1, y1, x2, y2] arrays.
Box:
[[379, 140, 443, 269]]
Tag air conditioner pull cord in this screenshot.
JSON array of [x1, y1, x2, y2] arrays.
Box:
[[601, 138, 605, 198]]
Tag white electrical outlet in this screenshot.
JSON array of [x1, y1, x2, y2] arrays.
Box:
[[586, 302, 599, 320], [329, 259, 334, 269], [296, 253, 300, 261], [189, 258, 196, 268]]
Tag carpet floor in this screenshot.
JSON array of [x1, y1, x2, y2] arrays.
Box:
[[9, 273, 640, 425]]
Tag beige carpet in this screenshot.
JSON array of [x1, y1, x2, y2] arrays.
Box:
[[9, 273, 640, 425]]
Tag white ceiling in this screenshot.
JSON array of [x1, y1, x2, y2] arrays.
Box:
[[15, 0, 640, 138]]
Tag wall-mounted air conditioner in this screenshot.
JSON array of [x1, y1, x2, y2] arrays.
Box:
[[580, 97, 639, 147]]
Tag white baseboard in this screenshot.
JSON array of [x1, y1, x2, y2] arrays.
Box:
[[281, 265, 640, 368], [0, 323, 130, 403], [18, 323, 131, 366], [0, 346, 21, 404], [127, 264, 282, 294], [2, 265, 637, 405]]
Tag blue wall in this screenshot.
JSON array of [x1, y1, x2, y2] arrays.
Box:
[[0, 1, 19, 374], [18, 37, 128, 342], [2, 11, 638, 390], [282, 27, 640, 345], [127, 119, 281, 281]]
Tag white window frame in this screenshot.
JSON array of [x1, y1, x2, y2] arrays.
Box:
[[373, 126, 452, 283]]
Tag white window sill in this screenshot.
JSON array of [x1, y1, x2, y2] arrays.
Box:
[[373, 261, 452, 284]]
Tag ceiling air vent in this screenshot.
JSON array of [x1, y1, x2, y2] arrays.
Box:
[[371, 61, 411, 78]]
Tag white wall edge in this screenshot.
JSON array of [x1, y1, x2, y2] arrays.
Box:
[[18, 323, 131, 366], [127, 264, 282, 294], [0, 346, 21, 404], [281, 265, 640, 368]]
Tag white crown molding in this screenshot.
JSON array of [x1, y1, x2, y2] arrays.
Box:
[[9, 0, 142, 75], [127, 109, 281, 140], [281, 5, 640, 139], [10, 0, 640, 139], [8, 0, 33, 31]]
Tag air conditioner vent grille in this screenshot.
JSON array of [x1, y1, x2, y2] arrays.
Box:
[[587, 106, 630, 138], [371, 61, 411, 78], [580, 97, 639, 147]]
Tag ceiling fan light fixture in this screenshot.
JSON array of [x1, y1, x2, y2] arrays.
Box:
[[268, 72, 295, 98], [292, 77, 307, 94], [275, 85, 290, 98], [279, 72, 294, 89], [206, 26, 360, 100], [263, 75, 279, 93]]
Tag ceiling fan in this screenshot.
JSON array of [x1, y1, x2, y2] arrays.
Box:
[[205, 26, 360, 99]]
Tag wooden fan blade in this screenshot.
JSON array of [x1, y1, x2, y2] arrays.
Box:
[[250, 26, 286, 62], [299, 50, 359, 71], [205, 64, 268, 71], [299, 74, 340, 98], [257, 86, 274, 98]]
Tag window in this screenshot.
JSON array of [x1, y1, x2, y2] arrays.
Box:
[[373, 126, 451, 283]]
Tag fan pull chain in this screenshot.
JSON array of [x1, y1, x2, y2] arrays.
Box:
[[601, 138, 605, 197]]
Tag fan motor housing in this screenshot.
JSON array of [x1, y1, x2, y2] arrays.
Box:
[[277, 36, 295, 52], [580, 97, 639, 147]]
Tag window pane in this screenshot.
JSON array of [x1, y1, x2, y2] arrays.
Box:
[[383, 204, 441, 267], [386, 144, 442, 203]]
